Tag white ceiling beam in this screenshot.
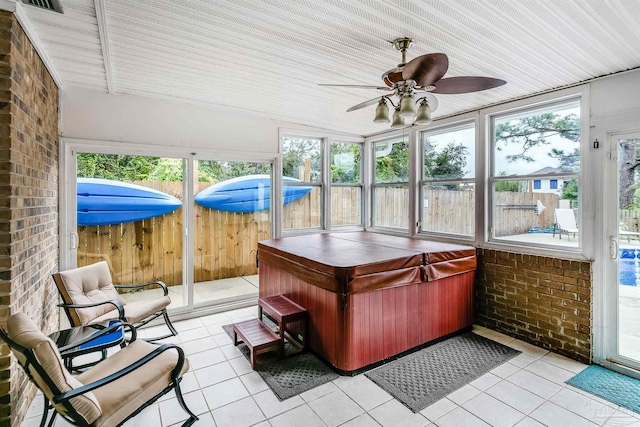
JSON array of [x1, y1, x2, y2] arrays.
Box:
[[94, 0, 114, 94]]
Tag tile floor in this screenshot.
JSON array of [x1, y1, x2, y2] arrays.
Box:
[[21, 308, 640, 427]]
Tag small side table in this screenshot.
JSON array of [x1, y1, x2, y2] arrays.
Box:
[[259, 295, 308, 349], [49, 320, 125, 371]]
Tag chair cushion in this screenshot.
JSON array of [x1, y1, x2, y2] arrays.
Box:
[[7, 313, 102, 424], [90, 295, 171, 325], [77, 340, 190, 427], [53, 261, 125, 325]]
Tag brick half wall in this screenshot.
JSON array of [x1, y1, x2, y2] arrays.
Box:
[[476, 249, 592, 363]]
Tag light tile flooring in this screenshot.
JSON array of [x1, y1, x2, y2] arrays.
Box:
[[21, 309, 640, 427]]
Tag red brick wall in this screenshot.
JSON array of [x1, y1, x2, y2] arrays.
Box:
[[0, 11, 59, 427], [476, 249, 592, 363]]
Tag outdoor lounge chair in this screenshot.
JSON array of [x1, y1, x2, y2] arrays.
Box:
[[53, 261, 177, 341], [0, 313, 198, 427], [553, 208, 578, 241]]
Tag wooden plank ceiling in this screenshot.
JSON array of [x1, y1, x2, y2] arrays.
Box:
[[23, 0, 640, 136]]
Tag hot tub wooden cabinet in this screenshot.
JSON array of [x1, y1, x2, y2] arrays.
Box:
[[258, 232, 476, 373]]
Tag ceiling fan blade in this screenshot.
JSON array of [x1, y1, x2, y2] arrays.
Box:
[[402, 53, 449, 86], [346, 96, 383, 112], [431, 76, 506, 94], [414, 92, 439, 113], [319, 84, 392, 90]]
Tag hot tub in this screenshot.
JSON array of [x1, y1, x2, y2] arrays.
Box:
[[258, 232, 476, 373]]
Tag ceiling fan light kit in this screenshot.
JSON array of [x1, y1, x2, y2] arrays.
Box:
[[374, 99, 390, 123], [391, 108, 405, 129], [320, 37, 506, 129]]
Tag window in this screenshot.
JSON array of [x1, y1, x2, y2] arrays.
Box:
[[282, 136, 322, 230], [490, 98, 581, 247], [372, 137, 409, 230], [420, 122, 475, 237], [331, 141, 363, 227]]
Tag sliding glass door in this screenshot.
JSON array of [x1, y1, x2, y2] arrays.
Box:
[[606, 132, 640, 370], [66, 146, 274, 315], [192, 160, 271, 307]]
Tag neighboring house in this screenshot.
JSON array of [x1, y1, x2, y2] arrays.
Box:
[[529, 167, 569, 196]]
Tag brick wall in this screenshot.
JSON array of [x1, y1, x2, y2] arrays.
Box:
[[476, 249, 592, 363], [0, 11, 59, 427]]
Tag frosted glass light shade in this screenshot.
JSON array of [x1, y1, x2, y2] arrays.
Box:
[[415, 101, 432, 124], [373, 100, 390, 123], [399, 95, 416, 119], [391, 109, 405, 128]]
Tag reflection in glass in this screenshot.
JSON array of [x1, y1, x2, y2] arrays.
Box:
[[374, 139, 409, 183], [283, 185, 321, 229], [331, 142, 362, 184], [282, 137, 321, 182]]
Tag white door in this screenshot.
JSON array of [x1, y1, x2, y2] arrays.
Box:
[[605, 132, 640, 370]]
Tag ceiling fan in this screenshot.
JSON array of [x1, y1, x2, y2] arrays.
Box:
[[319, 38, 506, 128]]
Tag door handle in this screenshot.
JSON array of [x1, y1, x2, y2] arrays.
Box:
[[70, 232, 78, 250], [610, 237, 618, 260]]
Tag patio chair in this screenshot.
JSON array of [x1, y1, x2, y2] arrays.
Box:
[[1, 313, 198, 427], [553, 208, 578, 241], [53, 261, 177, 341]]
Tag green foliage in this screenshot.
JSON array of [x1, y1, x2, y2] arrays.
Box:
[[423, 138, 468, 180], [376, 140, 409, 183], [282, 137, 321, 181], [148, 158, 183, 181], [495, 113, 580, 163], [331, 142, 361, 183], [77, 154, 159, 181], [77, 153, 271, 183], [495, 180, 526, 192], [561, 178, 578, 201]]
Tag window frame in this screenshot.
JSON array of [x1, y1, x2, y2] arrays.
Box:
[[329, 140, 364, 228], [279, 130, 365, 236], [418, 119, 477, 240], [368, 133, 412, 233], [487, 94, 584, 251]]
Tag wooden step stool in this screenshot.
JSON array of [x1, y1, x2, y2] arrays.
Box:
[[259, 295, 308, 349], [232, 319, 283, 369]]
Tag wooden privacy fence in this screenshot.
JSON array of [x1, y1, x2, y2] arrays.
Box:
[[620, 210, 640, 232], [76, 183, 560, 286]]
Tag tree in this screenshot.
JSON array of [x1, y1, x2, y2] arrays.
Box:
[[494, 112, 584, 203], [495, 113, 580, 163], [77, 154, 159, 181], [330, 143, 361, 183], [375, 140, 409, 182], [282, 137, 321, 181], [618, 139, 640, 209], [424, 139, 468, 180]]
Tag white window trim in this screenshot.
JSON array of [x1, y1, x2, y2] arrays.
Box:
[[367, 133, 412, 235], [482, 86, 590, 258], [418, 115, 477, 240], [279, 130, 365, 237]]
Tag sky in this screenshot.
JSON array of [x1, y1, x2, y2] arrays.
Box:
[[423, 104, 580, 178]]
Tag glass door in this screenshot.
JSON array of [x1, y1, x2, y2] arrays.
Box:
[[192, 160, 272, 307], [607, 133, 640, 368], [75, 153, 188, 310]]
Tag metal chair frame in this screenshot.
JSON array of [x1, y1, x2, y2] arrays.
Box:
[[1, 322, 198, 427], [53, 276, 178, 342]]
